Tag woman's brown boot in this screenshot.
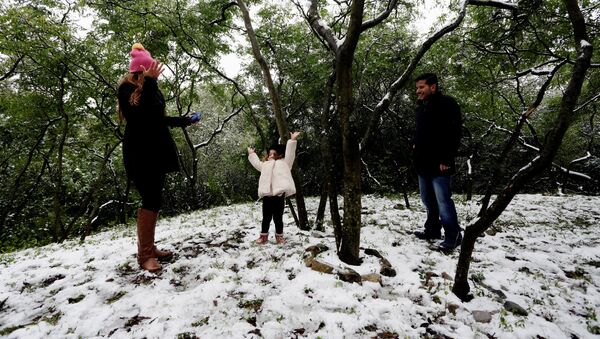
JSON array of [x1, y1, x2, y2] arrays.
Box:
[[137, 208, 162, 272], [153, 246, 173, 260]]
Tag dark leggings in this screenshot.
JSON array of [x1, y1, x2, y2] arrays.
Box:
[[261, 196, 285, 234], [131, 170, 166, 213]]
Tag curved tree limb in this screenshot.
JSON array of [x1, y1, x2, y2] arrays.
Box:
[[0, 55, 24, 81], [360, 0, 400, 33], [210, 1, 237, 25], [193, 106, 244, 149]]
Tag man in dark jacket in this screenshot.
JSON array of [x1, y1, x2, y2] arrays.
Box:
[[412, 73, 462, 251]]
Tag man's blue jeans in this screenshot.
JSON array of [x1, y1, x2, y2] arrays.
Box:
[[418, 175, 460, 242]]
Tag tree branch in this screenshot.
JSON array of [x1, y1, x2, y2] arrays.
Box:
[[574, 92, 600, 112], [0, 55, 24, 81], [210, 1, 237, 25], [360, 0, 399, 33], [193, 106, 244, 149]]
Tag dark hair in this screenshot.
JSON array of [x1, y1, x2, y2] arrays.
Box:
[[267, 144, 286, 157], [415, 73, 438, 86]]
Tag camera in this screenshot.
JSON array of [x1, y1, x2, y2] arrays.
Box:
[[191, 112, 202, 122]]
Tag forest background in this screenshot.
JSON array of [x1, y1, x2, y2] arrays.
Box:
[[0, 0, 598, 269]]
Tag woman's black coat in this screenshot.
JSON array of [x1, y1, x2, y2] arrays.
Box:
[[118, 77, 190, 180]]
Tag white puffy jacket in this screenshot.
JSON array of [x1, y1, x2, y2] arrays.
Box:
[[248, 140, 297, 198]]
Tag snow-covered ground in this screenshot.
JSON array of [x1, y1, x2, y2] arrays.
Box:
[[1, 194, 599, 338]]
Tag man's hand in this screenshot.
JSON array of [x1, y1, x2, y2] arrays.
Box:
[[247, 147, 255, 155], [140, 60, 164, 79], [440, 164, 451, 172], [290, 131, 301, 140]]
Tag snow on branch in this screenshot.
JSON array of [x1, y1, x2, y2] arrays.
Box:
[[555, 165, 592, 180], [511, 155, 540, 180], [515, 58, 564, 77], [361, 158, 382, 187], [469, 0, 518, 10], [483, 118, 593, 181], [467, 157, 473, 175], [307, 0, 341, 52], [527, 59, 568, 112], [581, 40, 592, 48], [570, 151, 592, 164], [194, 106, 244, 149], [574, 92, 600, 113]]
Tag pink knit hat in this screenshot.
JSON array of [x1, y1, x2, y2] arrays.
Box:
[[129, 43, 155, 73]]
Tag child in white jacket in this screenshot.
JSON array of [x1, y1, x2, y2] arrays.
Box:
[[247, 132, 300, 244]]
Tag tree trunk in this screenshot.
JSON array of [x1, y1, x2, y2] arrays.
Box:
[[291, 169, 309, 230], [335, 0, 365, 264], [80, 196, 100, 242], [453, 0, 592, 300], [306, 0, 463, 264], [54, 68, 68, 242], [179, 124, 200, 209], [286, 198, 300, 226], [329, 177, 342, 241], [314, 181, 328, 231]]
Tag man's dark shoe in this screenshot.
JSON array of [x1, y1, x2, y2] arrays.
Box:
[[437, 233, 463, 251], [414, 230, 442, 241]]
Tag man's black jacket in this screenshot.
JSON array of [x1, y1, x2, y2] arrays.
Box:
[[413, 92, 462, 176]]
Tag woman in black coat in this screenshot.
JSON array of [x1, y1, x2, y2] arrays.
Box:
[[117, 43, 197, 272]]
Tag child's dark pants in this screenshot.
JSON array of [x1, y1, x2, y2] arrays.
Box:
[[261, 196, 285, 234]]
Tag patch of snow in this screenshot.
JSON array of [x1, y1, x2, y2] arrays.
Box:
[[0, 194, 599, 338]]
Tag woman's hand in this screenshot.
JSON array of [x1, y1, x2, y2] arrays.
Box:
[[247, 147, 255, 155], [140, 60, 164, 79], [290, 131, 301, 140]]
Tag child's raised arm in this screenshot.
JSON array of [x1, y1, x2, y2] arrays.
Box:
[[248, 147, 262, 171], [284, 132, 300, 168]]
